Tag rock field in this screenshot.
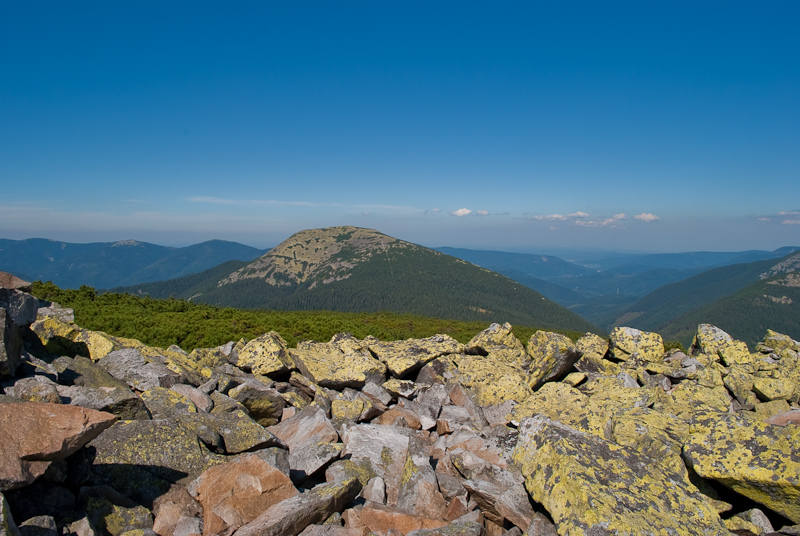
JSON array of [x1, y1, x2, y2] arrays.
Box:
[[2, 272, 800, 536]]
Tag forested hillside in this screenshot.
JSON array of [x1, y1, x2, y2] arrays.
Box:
[[31, 282, 586, 351]]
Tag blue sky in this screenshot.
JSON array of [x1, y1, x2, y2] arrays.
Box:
[[1, 1, 798, 253]]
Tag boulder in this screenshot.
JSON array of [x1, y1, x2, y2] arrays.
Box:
[[525, 330, 582, 390], [608, 326, 665, 362], [231, 476, 361, 536], [0, 402, 117, 491], [191, 454, 298, 535], [59, 356, 150, 420], [85, 497, 153, 536], [574, 332, 608, 359], [450, 355, 532, 408], [268, 404, 338, 452], [512, 415, 728, 535], [207, 392, 284, 454], [232, 332, 294, 377], [170, 384, 213, 413], [683, 410, 800, 523], [358, 503, 448, 536], [291, 334, 386, 389], [367, 334, 463, 378], [466, 323, 529, 370], [229, 379, 285, 426], [3, 377, 61, 404], [0, 273, 30, 292], [140, 387, 197, 419], [395, 436, 447, 520], [0, 289, 38, 327], [97, 349, 180, 391]]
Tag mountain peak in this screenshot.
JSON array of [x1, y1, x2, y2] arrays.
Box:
[[111, 239, 143, 247], [221, 226, 416, 287]]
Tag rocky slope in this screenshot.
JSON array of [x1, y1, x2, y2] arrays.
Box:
[[2, 273, 800, 535]]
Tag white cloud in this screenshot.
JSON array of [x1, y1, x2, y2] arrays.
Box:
[[778, 211, 800, 216], [783, 219, 800, 225], [612, 213, 627, 220], [569, 212, 589, 218], [634, 213, 660, 222], [476, 210, 489, 216], [450, 208, 472, 217], [362, 211, 372, 216]]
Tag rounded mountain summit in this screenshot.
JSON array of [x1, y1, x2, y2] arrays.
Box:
[[136, 226, 599, 334]]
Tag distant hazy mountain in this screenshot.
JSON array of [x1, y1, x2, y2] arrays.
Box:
[[658, 252, 800, 347], [117, 226, 599, 334], [0, 238, 267, 289]]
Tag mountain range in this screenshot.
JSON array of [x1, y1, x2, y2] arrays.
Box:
[[0, 238, 266, 289], [2, 231, 798, 346]]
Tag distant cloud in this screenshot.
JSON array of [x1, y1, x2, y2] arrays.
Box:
[[450, 208, 472, 217], [569, 212, 590, 218], [575, 213, 626, 228], [476, 210, 489, 216], [753, 210, 800, 225], [362, 211, 372, 216], [634, 213, 660, 222]]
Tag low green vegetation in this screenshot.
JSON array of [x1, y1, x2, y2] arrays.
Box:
[[31, 281, 587, 352]]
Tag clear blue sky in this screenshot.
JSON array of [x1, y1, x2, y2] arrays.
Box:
[[2, 1, 798, 253]]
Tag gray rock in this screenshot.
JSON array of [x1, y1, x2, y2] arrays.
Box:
[[4, 377, 61, 404], [288, 442, 343, 482], [173, 516, 203, 536], [268, 404, 338, 453], [229, 379, 286, 426], [18, 515, 58, 536], [0, 310, 22, 379], [0, 290, 38, 327], [171, 384, 213, 413], [208, 392, 285, 454], [97, 349, 180, 391], [362, 477, 386, 504]]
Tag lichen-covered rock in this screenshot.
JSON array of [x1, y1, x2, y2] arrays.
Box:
[[654, 381, 732, 419], [575, 332, 608, 359], [87, 418, 225, 485], [683, 410, 800, 523], [140, 387, 197, 419], [85, 497, 153, 536], [229, 379, 286, 426], [367, 334, 463, 378], [526, 330, 582, 390], [752, 373, 796, 401], [0, 289, 38, 328], [208, 392, 284, 454], [608, 326, 665, 362], [291, 334, 386, 389], [609, 406, 689, 464], [3, 377, 61, 404], [395, 436, 447, 520], [268, 404, 338, 453], [466, 323, 529, 370], [451, 354, 532, 407], [31, 316, 121, 361], [232, 332, 294, 377], [761, 329, 800, 352], [512, 415, 729, 535]]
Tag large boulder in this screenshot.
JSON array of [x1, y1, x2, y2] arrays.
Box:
[[366, 334, 463, 378], [0, 402, 117, 491], [512, 415, 728, 535], [0, 310, 22, 378], [466, 323, 529, 370], [683, 410, 800, 523], [608, 326, 665, 362], [0, 289, 38, 327], [232, 332, 294, 377], [526, 330, 582, 390], [291, 334, 386, 389]]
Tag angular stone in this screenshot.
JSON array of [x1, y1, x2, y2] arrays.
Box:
[[0, 289, 38, 327], [232, 476, 361, 536], [4, 377, 61, 404], [208, 392, 284, 454], [31, 316, 121, 361], [171, 384, 213, 413], [151, 486, 202, 536], [232, 332, 294, 377], [691, 324, 742, 360], [450, 355, 532, 407], [413, 383, 449, 430], [374, 407, 422, 429], [383, 379, 418, 399], [268, 404, 338, 453], [173, 516, 203, 536], [192, 453, 298, 535], [436, 406, 474, 435], [140, 387, 197, 419], [362, 477, 386, 504], [575, 332, 608, 359], [0, 402, 116, 491], [298, 526, 363, 536], [609, 407, 689, 463], [467, 323, 529, 370], [361, 381, 393, 409], [291, 334, 386, 389], [753, 374, 796, 401], [512, 415, 728, 535], [609, 326, 665, 362], [526, 330, 582, 390], [766, 409, 800, 426], [331, 399, 367, 424], [229, 379, 286, 427], [58, 356, 150, 420], [18, 515, 58, 536], [396, 436, 447, 520], [340, 423, 413, 506], [288, 442, 343, 482], [0, 273, 30, 291], [85, 497, 153, 536], [97, 349, 180, 391], [462, 479, 533, 529], [367, 334, 463, 378], [359, 503, 447, 536], [87, 418, 224, 485], [683, 410, 800, 523]]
